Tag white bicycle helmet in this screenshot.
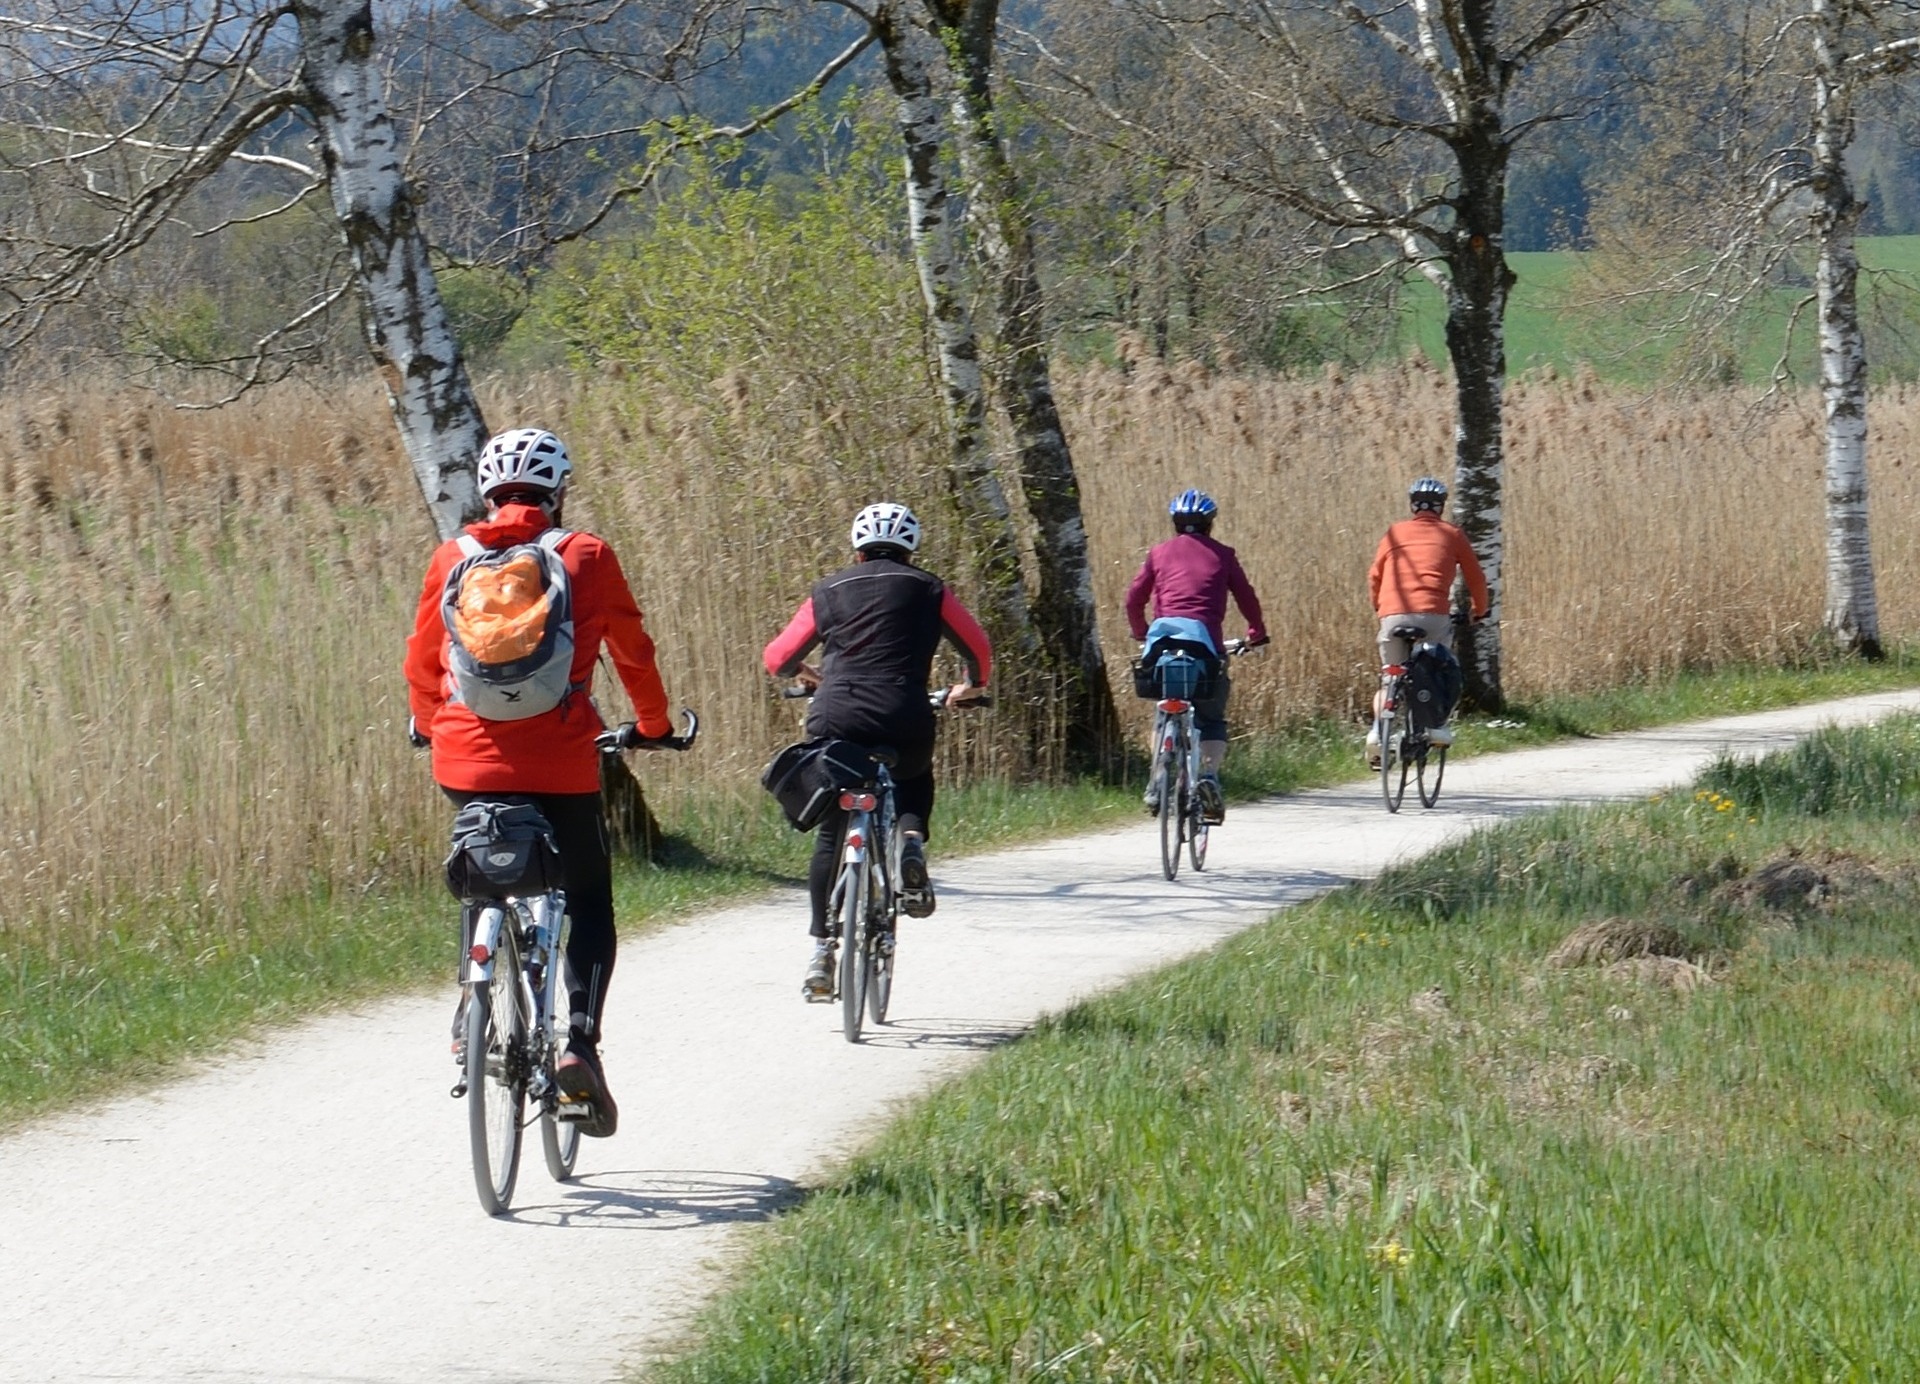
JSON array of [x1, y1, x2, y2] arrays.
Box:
[[850, 501, 921, 554], [476, 427, 573, 501], [1408, 475, 1448, 512]]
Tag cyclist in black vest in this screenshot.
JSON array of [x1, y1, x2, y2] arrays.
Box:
[[762, 502, 993, 1000]]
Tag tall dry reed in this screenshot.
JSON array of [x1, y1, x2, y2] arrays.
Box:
[[2, 363, 1915, 954]]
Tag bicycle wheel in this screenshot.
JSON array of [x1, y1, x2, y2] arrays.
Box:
[[1159, 745, 1185, 881], [1417, 742, 1447, 809], [1379, 705, 1411, 813], [838, 857, 870, 1043], [541, 1094, 579, 1182], [1188, 800, 1210, 872], [866, 916, 893, 1027], [465, 931, 527, 1215]]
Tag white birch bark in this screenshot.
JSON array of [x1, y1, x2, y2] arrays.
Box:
[[293, 0, 486, 540], [936, 0, 1117, 770], [874, 4, 1034, 637], [1809, 0, 1881, 654]]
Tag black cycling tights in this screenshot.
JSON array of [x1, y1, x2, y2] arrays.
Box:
[[445, 789, 614, 1040], [807, 768, 934, 937]]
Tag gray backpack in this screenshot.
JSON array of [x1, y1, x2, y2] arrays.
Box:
[[440, 529, 580, 720]]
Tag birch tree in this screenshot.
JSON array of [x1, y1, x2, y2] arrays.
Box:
[[857, 0, 1035, 653], [0, 0, 743, 539], [1798, 0, 1916, 656], [928, 0, 1117, 771], [1591, 0, 1919, 657], [820, 0, 1117, 766], [1027, 0, 1624, 708]]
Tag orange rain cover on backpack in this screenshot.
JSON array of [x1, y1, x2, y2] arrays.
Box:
[[452, 551, 551, 664]]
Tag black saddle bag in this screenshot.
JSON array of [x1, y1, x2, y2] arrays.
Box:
[[761, 738, 878, 831], [444, 800, 566, 901]]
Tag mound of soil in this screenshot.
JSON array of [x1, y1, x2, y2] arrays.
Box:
[[1710, 849, 1898, 911], [1547, 917, 1696, 968]]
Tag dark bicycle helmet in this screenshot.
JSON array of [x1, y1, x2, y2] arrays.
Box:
[[1408, 476, 1448, 512]]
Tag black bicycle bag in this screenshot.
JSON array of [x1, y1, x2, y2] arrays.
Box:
[[1132, 635, 1219, 701], [1405, 641, 1464, 731], [761, 738, 877, 831], [444, 800, 566, 901]]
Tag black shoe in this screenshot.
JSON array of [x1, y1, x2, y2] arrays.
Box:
[[556, 1030, 618, 1138], [899, 837, 936, 918]]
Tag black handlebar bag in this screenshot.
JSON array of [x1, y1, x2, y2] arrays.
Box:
[[444, 800, 567, 901]]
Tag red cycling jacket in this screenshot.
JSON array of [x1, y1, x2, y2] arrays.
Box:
[[1368, 513, 1489, 620], [763, 555, 992, 748], [405, 503, 673, 794]]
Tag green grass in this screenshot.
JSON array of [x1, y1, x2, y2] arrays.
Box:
[[646, 715, 1920, 1382], [1401, 237, 1920, 386], [3, 650, 1916, 1131]]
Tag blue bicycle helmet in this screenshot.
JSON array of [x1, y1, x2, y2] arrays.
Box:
[[1409, 476, 1448, 512], [1169, 489, 1218, 531]]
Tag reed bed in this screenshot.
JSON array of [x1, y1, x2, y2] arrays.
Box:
[[2, 364, 1915, 957]]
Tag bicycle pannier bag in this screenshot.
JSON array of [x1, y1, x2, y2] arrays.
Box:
[[1155, 651, 1209, 702], [1406, 641, 1464, 732], [440, 529, 579, 721], [444, 800, 566, 901], [761, 738, 877, 831]]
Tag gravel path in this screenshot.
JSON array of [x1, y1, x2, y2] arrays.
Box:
[[6, 690, 1918, 1383]]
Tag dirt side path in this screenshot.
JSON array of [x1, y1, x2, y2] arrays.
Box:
[[5, 691, 1917, 1383]]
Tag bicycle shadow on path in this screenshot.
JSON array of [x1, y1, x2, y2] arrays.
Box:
[[508, 1169, 807, 1230], [847, 1015, 1029, 1052]]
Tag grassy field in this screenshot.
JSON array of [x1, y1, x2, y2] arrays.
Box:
[[1400, 237, 1920, 384], [645, 713, 1920, 1382]]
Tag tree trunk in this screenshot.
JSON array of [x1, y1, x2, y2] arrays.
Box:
[[293, 0, 487, 542], [1442, 134, 1512, 712], [938, 0, 1120, 774], [874, 5, 1036, 651], [1810, 1, 1884, 658], [295, 0, 664, 831]]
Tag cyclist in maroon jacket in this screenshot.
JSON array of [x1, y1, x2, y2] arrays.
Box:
[[763, 502, 993, 1000], [1124, 489, 1267, 824]]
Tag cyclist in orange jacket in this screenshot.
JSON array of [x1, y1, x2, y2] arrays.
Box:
[[1366, 475, 1489, 765], [405, 427, 681, 1137]]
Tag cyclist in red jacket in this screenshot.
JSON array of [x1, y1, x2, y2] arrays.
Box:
[[1125, 489, 1267, 823], [763, 502, 992, 1000], [405, 427, 681, 1137]]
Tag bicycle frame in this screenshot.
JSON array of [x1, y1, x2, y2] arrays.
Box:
[[828, 763, 900, 1042], [1152, 697, 1208, 879], [1374, 638, 1446, 812], [464, 891, 567, 1108], [1155, 701, 1202, 793]]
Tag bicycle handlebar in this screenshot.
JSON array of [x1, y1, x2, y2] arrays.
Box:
[[780, 683, 991, 709], [596, 707, 700, 753]]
